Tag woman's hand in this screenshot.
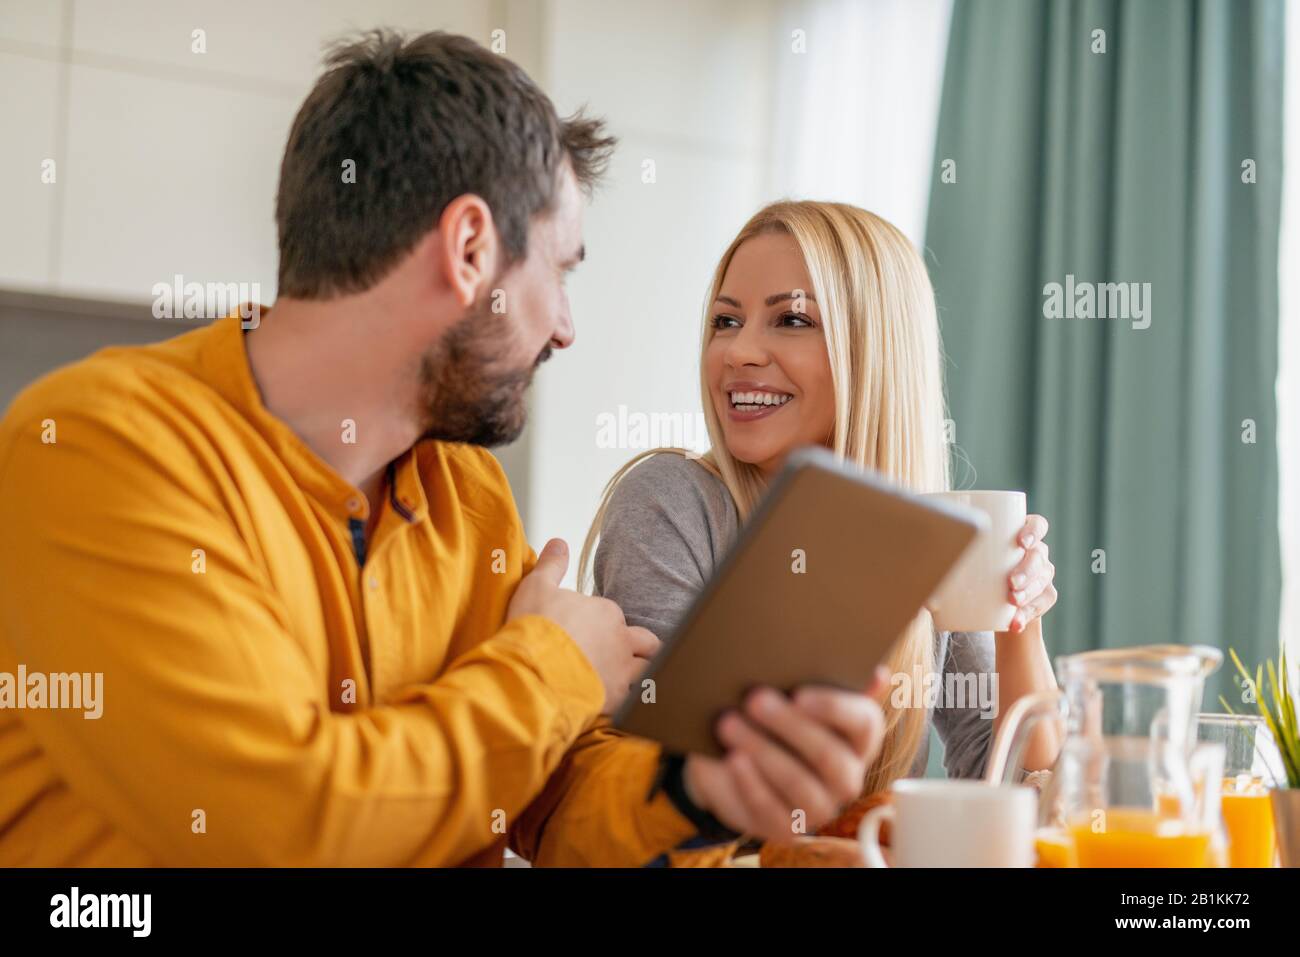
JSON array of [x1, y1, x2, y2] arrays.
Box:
[[1005, 514, 1057, 633]]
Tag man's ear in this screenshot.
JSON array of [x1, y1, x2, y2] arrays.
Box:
[[437, 194, 500, 307]]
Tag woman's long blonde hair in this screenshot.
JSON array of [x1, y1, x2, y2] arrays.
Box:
[[579, 200, 952, 795]]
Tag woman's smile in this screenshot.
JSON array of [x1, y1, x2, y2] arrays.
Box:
[[724, 383, 795, 421]]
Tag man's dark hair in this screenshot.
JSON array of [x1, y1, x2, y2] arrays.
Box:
[[276, 29, 616, 299]]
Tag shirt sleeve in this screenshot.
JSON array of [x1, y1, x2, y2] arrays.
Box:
[[0, 402, 604, 866], [509, 454, 744, 866], [507, 718, 703, 866]]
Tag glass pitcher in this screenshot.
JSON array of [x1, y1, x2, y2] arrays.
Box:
[[989, 644, 1228, 867]]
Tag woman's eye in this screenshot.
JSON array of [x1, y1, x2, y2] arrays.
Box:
[[778, 311, 813, 328], [711, 314, 741, 330]]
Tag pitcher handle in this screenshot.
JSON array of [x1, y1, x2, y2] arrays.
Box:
[[984, 689, 1067, 785], [1189, 741, 1226, 830]]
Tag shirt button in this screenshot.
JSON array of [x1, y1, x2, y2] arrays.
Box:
[[368, 575, 380, 590], [346, 496, 363, 514]]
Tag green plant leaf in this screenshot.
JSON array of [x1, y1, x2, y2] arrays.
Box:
[[1227, 644, 1300, 788], [1263, 658, 1300, 787]]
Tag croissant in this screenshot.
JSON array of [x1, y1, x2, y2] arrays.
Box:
[[816, 790, 893, 842], [756, 791, 891, 867]]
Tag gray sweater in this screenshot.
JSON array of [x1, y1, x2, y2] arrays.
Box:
[[593, 452, 998, 780]]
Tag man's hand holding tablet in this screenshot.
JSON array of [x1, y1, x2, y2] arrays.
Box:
[[682, 666, 891, 843]]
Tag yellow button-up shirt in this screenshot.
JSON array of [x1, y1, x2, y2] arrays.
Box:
[[0, 314, 699, 866]]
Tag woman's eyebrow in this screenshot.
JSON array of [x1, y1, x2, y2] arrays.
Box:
[[714, 291, 818, 308], [765, 290, 816, 306]]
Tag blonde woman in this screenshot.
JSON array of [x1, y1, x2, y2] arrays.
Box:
[[581, 201, 1061, 846]]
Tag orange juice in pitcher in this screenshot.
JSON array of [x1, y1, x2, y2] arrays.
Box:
[[1044, 647, 1227, 868], [1068, 809, 1212, 868]]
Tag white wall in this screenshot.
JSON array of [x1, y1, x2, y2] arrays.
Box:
[[0, 0, 497, 300], [766, 0, 953, 246]]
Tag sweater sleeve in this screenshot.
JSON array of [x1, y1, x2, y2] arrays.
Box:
[[593, 452, 739, 635], [931, 630, 998, 779]]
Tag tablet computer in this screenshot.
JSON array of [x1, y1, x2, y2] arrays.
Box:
[[612, 446, 987, 757]]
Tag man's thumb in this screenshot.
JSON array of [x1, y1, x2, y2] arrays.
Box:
[[531, 538, 570, 587]]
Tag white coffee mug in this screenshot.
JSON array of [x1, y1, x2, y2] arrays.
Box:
[[924, 490, 1027, 632], [858, 779, 1037, 867]]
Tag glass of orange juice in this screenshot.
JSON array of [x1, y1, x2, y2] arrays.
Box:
[[1197, 713, 1281, 867], [1034, 827, 1075, 868]]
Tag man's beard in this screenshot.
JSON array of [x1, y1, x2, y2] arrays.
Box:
[[417, 294, 552, 448]]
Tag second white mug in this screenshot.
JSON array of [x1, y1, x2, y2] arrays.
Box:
[[859, 779, 1037, 868]]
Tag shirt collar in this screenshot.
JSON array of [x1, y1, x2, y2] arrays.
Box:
[[200, 310, 424, 524]]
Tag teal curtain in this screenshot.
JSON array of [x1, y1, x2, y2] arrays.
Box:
[[923, 0, 1285, 707]]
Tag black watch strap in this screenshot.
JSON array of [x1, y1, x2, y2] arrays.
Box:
[[648, 752, 742, 843]]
